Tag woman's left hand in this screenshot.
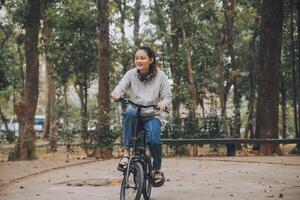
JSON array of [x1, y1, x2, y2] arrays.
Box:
[[157, 102, 166, 112]]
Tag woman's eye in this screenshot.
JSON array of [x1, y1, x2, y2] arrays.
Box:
[[135, 57, 148, 61]]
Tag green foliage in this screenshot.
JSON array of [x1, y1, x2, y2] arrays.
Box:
[[0, 9, 24, 115], [85, 124, 119, 152], [197, 115, 230, 138], [0, 61, 10, 89], [47, 0, 97, 86], [56, 90, 80, 125], [4, 0, 28, 26], [47, 132, 58, 153], [163, 114, 233, 140], [81, 107, 119, 153], [0, 23, 15, 91], [60, 129, 78, 155]]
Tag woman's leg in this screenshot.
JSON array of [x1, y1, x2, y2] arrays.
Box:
[[118, 108, 137, 169], [122, 108, 137, 149], [143, 118, 162, 170]]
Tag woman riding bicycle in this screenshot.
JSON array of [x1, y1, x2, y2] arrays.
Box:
[[111, 46, 172, 185]]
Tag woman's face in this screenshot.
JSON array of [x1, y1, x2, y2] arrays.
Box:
[[134, 49, 153, 74]]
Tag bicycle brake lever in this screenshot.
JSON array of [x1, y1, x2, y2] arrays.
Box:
[[115, 97, 129, 104], [163, 107, 169, 113]]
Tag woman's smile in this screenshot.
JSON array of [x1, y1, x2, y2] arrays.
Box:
[[135, 49, 153, 74]]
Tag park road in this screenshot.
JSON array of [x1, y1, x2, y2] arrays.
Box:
[[0, 157, 300, 200]]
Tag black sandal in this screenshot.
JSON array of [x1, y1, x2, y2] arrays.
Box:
[[152, 171, 165, 187], [117, 156, 129, 172]]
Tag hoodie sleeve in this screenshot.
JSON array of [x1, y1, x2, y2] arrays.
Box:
[[112, 71, 131, 97], [159, 74, 172, 106]]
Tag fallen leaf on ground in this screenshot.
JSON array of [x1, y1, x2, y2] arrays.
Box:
[[266, 195, 275, 198]]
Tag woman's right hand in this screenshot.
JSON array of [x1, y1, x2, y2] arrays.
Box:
[[110, 91, 120, 101]]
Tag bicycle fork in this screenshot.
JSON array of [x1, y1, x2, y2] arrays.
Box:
[[123, 156, 134, 188]]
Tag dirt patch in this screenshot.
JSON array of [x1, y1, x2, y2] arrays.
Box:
[[57, 178, 122, 187]]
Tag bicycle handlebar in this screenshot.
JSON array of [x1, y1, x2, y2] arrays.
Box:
[[115, 97, 169, 113]]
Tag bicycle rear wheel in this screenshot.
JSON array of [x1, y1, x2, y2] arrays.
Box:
[[120, 161, 144, 200]]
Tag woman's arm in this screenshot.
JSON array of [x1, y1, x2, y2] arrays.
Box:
[[158, 75, 172, 110], [111, 71, 131, 100]]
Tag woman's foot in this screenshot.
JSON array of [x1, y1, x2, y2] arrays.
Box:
[[117, 148, 130, 172], [152, 170, 165, 187], [117, 156, 129, 171]]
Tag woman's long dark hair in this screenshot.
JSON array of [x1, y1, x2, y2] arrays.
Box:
[[137, 46, 158, 76]]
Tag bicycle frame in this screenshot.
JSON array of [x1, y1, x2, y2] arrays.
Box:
[[120, 99, 152, 174], [117, 98, 159, 200], [117, 97, 167, 200]]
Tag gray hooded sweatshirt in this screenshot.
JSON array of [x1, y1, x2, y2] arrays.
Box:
[[112, 68, 172, 120]]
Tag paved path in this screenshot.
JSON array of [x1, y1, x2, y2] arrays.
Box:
[[0, 157, 300, 200]]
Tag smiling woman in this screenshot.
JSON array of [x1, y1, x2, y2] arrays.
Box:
[[111, 46, 172, 186]]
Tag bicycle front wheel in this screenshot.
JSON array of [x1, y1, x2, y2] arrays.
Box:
[[142, 158, 152, 200], [120, 161, 144, 200]]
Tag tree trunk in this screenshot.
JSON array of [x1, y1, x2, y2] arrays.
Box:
[[62, 85, 71, 158], [63, 86, 69, 134], [75, 83, 89, 155], [256, 0, 283, 155], [153, 0, 180, 124], [181, 25, 197, 117], [296, 1, 300, 151], [0, 107, 9, 133], [245, 62, 256, 139], [0, 106, 14, 143], [115, 0, 130, 112], [10, 0, 41, 160], [280, 74, 287, 139], [115, 0, 130, 75], [223, 0, 241, 139], [217, 29, 225, 118], [245, 17, 259, 139], [41, 0, 56, 139], [283, 0, 295, 139], [170, 1, 181, 125], [97, 0, 111, 158], [133, 0, 141, 47], [216, 28, 228, 136], [181, 23, 197, 156]]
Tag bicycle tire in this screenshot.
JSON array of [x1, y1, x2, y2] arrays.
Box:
[[142, 158, 152, 200], [120, 161, 144, 200]]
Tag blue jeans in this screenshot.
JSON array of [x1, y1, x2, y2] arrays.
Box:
[[123, 108, 162, 170]]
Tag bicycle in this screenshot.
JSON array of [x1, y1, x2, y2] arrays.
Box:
[[115, 97, 167, 200]]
